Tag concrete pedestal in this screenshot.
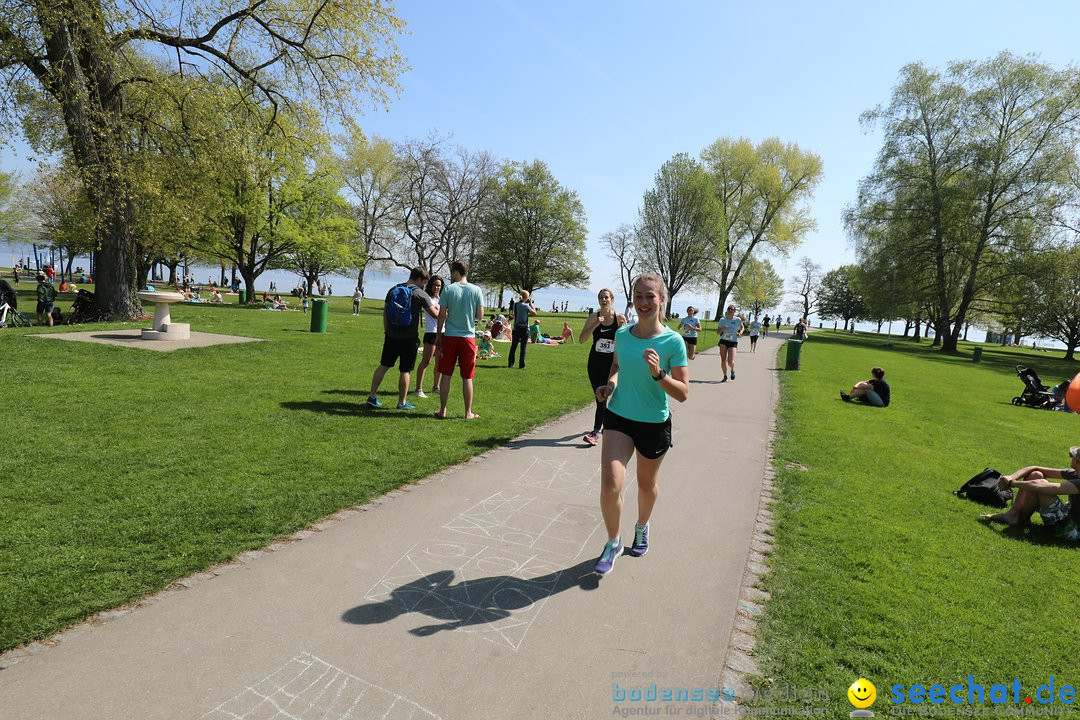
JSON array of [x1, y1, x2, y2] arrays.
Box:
[[137, 291, 189, 341]]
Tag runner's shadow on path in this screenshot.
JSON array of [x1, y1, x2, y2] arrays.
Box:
[[341, 559, 599, 637], [467, 432, 588, 450]]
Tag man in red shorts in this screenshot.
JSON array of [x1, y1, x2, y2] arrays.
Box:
[[435, 259, 485, 419]]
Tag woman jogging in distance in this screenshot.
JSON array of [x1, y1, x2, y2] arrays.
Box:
[[593, 273, 689, 576], [677, 306, 702, 360], [414, 275, 444, 397], [716, 304, 744, 382], [578, 288, 626, 446], [747, 314, 761, 353]]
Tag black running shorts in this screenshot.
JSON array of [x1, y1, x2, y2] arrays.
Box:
[[380, 335, 420, 372], [603, 409, 672, 460]]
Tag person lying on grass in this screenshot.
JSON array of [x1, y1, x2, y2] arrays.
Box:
[[840, 366, 890, 407], [981, 446, 1080, 539]]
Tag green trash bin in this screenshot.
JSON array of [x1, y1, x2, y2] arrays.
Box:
[[310, 298, 328, 333], [785, 339, 803, 370], [973, 346, 983, 363], [238, 289, 247, 305]]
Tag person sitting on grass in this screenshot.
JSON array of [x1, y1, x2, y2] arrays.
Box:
[[840, 366, 890, 407], [559, 322, 575, 344], [477, 332, 500, 360], [980, 447, 1080, 540], [1051, 381, 1076, 412]]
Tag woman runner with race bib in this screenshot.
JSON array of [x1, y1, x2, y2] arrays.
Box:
[[716, 304, 744, 381], [592, 274, 689, 576], [579, 288, 626, 446]]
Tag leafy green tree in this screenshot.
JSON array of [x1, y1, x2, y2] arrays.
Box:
[[850, 53, 1080, 352], [817, 265, 866, 331], [339, 131, 402, 293], [26, 165, 95, 280], [700, 137, 822, 317], [473, 159, 589, 294], [189, 98, 322, 302], [1028, 245, 1080, 360], [0, 0, 406, 318], [635, 153, 715, 317], [0, 171, 32, 249], [283, 171, 362, 296], [732, 257, 784, 319]]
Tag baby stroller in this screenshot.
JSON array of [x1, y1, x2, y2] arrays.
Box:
[[65, 289, 95, 325], [1012, 365, 1058, 408]]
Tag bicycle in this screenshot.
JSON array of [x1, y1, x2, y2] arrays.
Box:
[[0, 302, 32, 328]]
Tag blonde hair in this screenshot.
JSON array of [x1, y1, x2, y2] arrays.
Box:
[[632, 273, 668, 321]]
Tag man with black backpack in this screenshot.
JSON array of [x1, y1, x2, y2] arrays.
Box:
[[366, 267, 439, 411], [36, 272, 57, 326]]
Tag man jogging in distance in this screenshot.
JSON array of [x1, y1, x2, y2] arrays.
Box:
[[366, 267, 439, 411]]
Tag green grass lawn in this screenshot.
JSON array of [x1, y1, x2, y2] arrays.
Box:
[[758, 330, 1079, 713], [0, 286, 600, 651]]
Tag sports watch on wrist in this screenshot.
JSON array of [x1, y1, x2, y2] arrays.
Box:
[[652, 369, 667, 382]]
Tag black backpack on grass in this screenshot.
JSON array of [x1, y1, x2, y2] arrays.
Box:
[[954, 468, 1013, 508]]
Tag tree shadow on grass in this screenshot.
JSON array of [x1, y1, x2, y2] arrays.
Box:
[[813, 331, 1077, 381], [341, 558, 599, 638], [281, 399, 441, 420]]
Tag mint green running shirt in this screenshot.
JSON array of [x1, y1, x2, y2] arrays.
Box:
[[607, 325, 688, 423]]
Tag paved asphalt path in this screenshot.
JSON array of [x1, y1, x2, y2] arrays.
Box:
[[0, 332, 786, 719]]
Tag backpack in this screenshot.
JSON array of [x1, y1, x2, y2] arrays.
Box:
[[954, 468, 1014, 508], [386, 284, 415, 328], [40, 283, 56, 303]]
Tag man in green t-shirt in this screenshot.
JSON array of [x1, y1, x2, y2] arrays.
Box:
[[435, 259, 485, 419], [35, 273, 56, 326]]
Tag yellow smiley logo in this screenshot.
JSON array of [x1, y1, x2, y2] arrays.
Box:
[[848, 678, 876, 709]]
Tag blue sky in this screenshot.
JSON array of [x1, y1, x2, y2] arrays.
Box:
[[351, 0, 1080, 309], [4, 0, 1080, 312]]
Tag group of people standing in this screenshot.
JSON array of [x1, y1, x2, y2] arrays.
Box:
[[364, 261, 484, 419]]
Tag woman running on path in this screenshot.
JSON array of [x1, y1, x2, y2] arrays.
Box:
[[414, 275, 444, 397], [716, 304, 743, 381], [593, 273, 689, 576], [747, 314, 761, 353], [578, 288, 626, 446], [677, 306, 702, 360]]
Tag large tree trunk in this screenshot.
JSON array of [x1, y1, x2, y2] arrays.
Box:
[[90, 194, 141, 318], [41, 6, 141, 320], [240, 269, 257, 304]]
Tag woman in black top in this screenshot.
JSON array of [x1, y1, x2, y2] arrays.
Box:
[[578, 288, 626, 446]]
